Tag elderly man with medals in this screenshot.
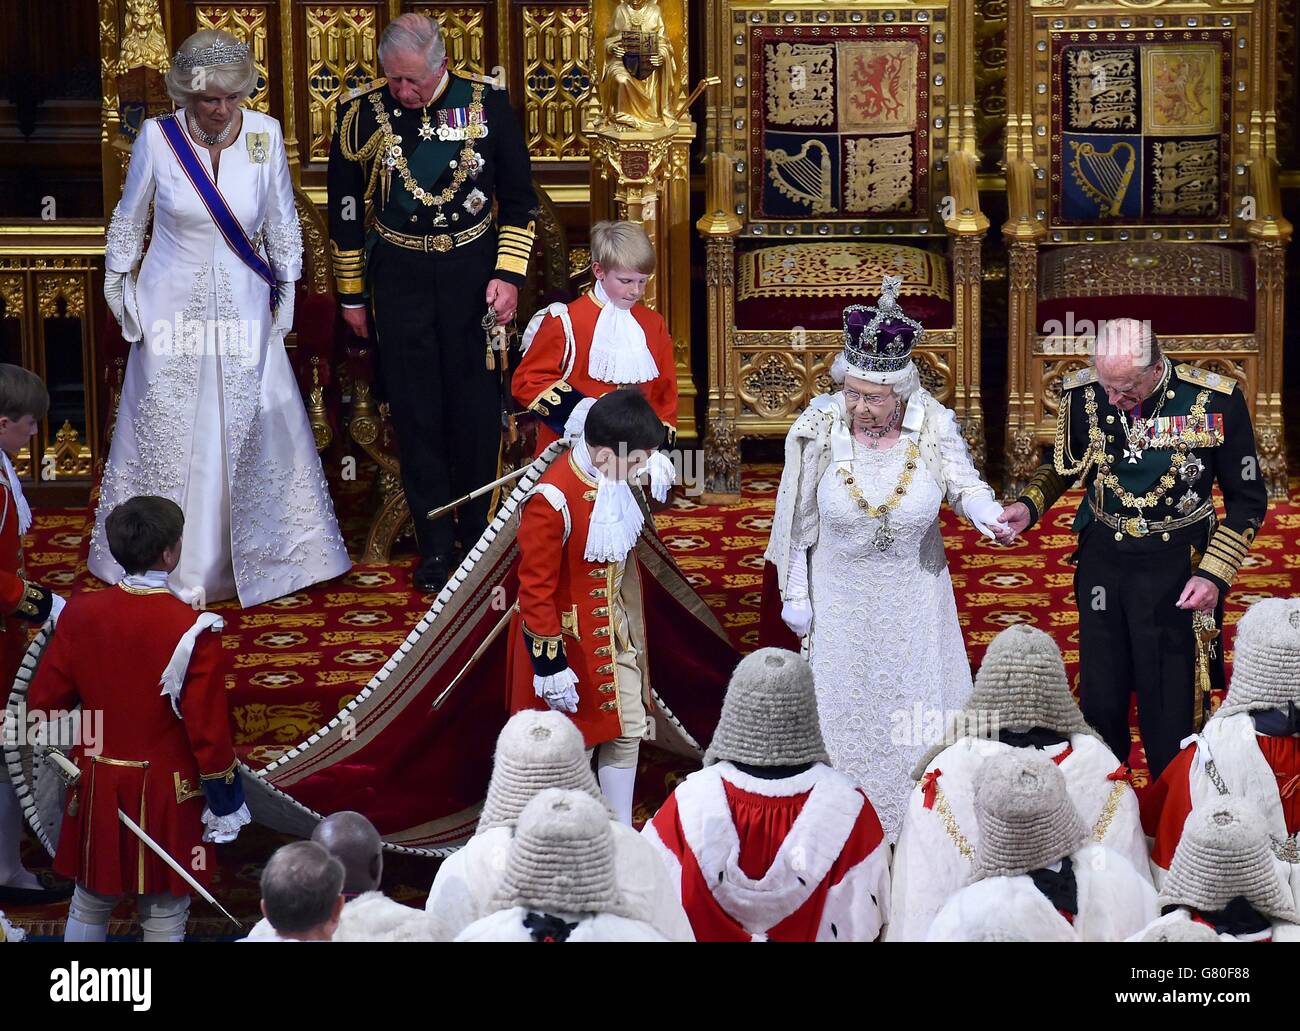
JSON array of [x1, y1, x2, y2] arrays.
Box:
[[1002, 318, 1268, 779], [328, 13, 537, 592], [765, 278, 1014, 839]]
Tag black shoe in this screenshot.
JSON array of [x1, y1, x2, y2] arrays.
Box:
[[0, 869, 75, 906], [413, 555, 451, 594]]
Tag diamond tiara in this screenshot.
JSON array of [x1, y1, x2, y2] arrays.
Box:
[[173, 40, 251, 73]]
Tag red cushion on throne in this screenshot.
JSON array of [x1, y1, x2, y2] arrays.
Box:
[[1037, 243, 1254, 338], [733, 240, 953, 331]]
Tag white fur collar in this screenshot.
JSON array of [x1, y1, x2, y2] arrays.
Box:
[[675, 762, 864, 937], [1198, 714, 1291, 842], [587, 280, 658, 384]]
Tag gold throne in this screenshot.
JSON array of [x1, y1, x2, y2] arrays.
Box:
[[1002, 0, 1292, 498], [698, 0, 988, 493]]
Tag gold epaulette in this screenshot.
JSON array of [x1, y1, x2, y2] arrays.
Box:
[[340, 77, 386, 104], [460, 70, 504, 88], [1175, 363, 1236, 395], [1060, 366, 1098, 391]]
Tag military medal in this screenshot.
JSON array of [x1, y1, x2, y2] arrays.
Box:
[[1180, 454, 1205, 484], [418, 103, 436, 140]]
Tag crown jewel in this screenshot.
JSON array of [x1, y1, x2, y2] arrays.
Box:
[[840, 275, 923, 375], [173, 40, 251, 72]]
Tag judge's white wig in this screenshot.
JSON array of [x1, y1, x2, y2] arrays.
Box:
[[165, 30, 257, 108], [831, 353, 921, 401]]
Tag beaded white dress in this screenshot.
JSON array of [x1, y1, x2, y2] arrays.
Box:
[[803, 429, 976, 840], [91, 111, 350, 606]]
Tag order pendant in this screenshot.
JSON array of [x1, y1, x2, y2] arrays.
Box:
[[872, 516, 894, 553]]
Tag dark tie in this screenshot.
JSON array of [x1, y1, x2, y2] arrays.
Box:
[[523, 911, 579, 942], [1000, 727, 1071, 750], [1193, 896, 1272, 937], [1028, 856, 1078, 921], [1252, 701, 1300, 738]]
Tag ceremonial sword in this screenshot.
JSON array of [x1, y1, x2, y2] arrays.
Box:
[[44, 748, 245, 930]]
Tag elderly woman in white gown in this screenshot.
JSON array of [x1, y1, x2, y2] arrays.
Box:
[[92, 30, 350, 606], [765, 277, 1014, 839]]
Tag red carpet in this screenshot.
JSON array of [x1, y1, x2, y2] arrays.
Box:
[[8, 464, 1300, 936]]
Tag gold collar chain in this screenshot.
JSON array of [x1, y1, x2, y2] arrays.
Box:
[[837, 439, 921, 552], [369, 84, 484, 209], [1085, 385, 1210, 511]]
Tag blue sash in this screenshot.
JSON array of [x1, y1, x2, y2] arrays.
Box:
[[156, 113, 282, 313]]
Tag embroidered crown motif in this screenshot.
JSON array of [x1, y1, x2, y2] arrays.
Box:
[[841, 275, 924, 375]]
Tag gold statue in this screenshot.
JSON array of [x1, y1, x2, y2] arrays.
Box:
[[117, 0, 171, 76], [597, 0, 682, 129]]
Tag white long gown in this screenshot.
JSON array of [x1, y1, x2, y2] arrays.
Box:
[[807, 436, 973, 839], [92, 110, 350, 607], [770, 389, 992, 840]]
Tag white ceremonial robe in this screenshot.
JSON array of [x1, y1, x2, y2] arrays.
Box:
[[1147, 712, 1300, 908], [1127, 908, 1300, 943], [927, 843, 1156, 942], [642, 762, 890, 942], [424, 821, 694, 941], [93, 110, 350, 607], [889, 733, 1150, 941], [242, 890, 441, 942], [454, 907, 668, 942]]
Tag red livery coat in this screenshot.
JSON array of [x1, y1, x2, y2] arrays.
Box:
[[28, 586, 237, 896], [0, 477, 40, 686], [513, 292, 677, 456], [507, 452, 651, 746]]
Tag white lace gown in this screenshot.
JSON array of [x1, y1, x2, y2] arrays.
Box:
[[91, 110, 350, 607], [807, 436, 974, 840]]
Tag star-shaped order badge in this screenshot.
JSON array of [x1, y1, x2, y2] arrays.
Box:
[[418, 117, 436, 141], [464, 188, 487, 215]]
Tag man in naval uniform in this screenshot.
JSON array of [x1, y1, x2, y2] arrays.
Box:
[[328, 13, 537, 591], [1002, 317, 1268, 779]]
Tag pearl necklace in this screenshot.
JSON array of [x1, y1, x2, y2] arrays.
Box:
[[189, 114, 235, 147], [853, 398, 902, 449]]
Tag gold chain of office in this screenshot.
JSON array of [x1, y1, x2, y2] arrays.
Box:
[[368, 84, 484, 209]]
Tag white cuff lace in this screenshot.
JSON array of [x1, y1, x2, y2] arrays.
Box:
[[644, 449, 677, 503], [564, 397, 597, 440], [201, 803, 252, 844], [533, 668, 579, 714]]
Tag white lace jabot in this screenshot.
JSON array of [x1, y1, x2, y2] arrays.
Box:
[[587, 279, 658, 385]]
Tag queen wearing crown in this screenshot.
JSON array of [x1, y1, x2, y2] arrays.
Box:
[[92, 30, 350, 606], [765, 278, 1014, 838]]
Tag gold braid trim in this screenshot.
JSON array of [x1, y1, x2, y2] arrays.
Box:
[[932, 783, 975, 861], [1091, 781, 1127, 841], [339, 100, 387, 212], [1052, 388, 1094, 478]]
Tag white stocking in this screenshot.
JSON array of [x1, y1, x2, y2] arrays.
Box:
[[597, 765, 637, 826]]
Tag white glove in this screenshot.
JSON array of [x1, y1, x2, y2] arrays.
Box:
[[965, 494, 1010, 541], [534, 668, 580, 714], [270, 284, 295, 336], [564, 396, 597, 441], [201, 802, 252, 844], [104, 271, 143, 342], [48, 594, 66, 624], [643, 449, 677, 503], [781, 597, 813, 638]]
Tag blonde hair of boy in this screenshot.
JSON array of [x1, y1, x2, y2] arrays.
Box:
[[590, 220, 655, 275]]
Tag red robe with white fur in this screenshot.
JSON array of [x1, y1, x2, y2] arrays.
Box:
[[514, 292, 677, 456], [642, 762, 890, 941], [28, 585, 236, 896], [1142, 712, 1300, 906]]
